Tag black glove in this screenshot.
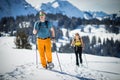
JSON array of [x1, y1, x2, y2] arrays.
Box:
[[52, 37, 55, 40], [51, 37, 55, 42]]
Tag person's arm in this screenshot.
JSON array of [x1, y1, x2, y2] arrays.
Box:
[[33, 29, 37, 35], [71, 39, 75, 46], [81, 38, 84, 48], [33, 22, 38, 35], [50, 27, 55, 39]]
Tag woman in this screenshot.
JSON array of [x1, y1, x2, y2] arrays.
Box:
[[71, 33, 84, 66]]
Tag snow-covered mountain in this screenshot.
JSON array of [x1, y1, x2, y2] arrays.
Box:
[[40, 0, 109, 20], [84, 11, 109, 20], [40, 0, 84, 18], [0, 0, 37, 19], [0, 0, 109, 20]]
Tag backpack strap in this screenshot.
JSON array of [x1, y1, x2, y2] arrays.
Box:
[[74, 38, 81, 42], [45, 21, 48, 28], [38, 21, 48, 30]]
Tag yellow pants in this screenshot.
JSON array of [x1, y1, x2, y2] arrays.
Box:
[[37, 38, 52, 68]]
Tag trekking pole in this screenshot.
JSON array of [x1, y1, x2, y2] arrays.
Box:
[[55, 50, 62, 72], [53, 43, 62, 72], [35, 36, 38, 68], [83, 53, 88, 68]]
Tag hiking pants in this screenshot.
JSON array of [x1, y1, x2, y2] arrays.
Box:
[[74, 46, 83, 65], [37, 38, 52, 68]]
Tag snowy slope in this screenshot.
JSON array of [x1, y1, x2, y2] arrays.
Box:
[[57, 25, 120, 46], [84, 11, 109, 20], [0, 0, 37, 19], [70, 25, 120, 43], [0, 37, 120, 80], [92, 11, 109, 20]]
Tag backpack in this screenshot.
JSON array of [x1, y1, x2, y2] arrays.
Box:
[[74, 38, 82, 46], [37, 21, 48, 30]]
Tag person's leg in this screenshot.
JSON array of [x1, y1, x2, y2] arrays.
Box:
[[78, 47, 83, 64], [74, 47, 79, 66], [45, 38, 54, 69], [37, 39, 47, 68], [45, 38, 52, 63]]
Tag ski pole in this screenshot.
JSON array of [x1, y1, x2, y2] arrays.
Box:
[[54, 43, 62, 72], [55, 50, 62, 72], [83, 53, 88, 68], [35, 36, 38, 68]]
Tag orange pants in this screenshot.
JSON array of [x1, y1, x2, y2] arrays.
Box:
[[37, 38, 52, 68]]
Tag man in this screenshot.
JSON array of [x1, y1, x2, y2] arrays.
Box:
[[33, 11, 55, 69]]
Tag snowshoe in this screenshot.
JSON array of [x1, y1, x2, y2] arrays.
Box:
[[47, 62, 54, 70]]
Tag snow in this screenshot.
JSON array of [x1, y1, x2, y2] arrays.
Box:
[[0, 36, 120, 80], [0, 0, 37, 19], [61, 28, 67, 37], [69, 25, 120, 43], [0, 0, 110, 20], [52, 1, 59, 8], [29, 0, 108, 19], [40, 0, 84, 18]]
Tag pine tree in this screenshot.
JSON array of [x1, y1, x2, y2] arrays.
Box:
[[14, 30, 31, 49]]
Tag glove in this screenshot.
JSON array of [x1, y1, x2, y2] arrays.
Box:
[[51, 37, 55, 43], [52, 37, 55, 39]]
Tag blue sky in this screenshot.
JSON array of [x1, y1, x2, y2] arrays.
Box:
[[26, 0, 120, 14]]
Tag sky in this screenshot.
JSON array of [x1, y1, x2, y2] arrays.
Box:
[[26, 0, 120, 14]]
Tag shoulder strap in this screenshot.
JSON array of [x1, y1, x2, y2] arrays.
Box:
[[38, 22, 41, 28], [45, 21, 48, 28], [38, 21, 48, 30], [74, 38, 81, 42]]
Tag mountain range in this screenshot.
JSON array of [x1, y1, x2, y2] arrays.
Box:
[[0, 0, 109, 20], [40, 0, 109, 20]]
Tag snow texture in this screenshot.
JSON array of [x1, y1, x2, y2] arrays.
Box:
[[0, 37, 120, 80]]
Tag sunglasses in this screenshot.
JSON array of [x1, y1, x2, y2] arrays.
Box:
[[39, 14, 45, 16]]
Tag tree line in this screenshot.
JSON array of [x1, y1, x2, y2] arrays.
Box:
[[0, 13, 120, 35], [0, 13, 120, 57], [58, 36, 120, 58]]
